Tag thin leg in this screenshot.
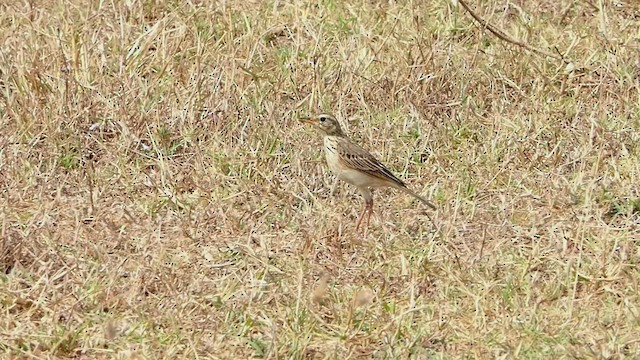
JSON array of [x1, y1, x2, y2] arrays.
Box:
[[355, 198, 373, 234], [355, 203, 368, 231], [365, 200, 373, 228], [356, 207, 366, 231], [355, 187, 374, 236], [363, 198, 373, 237]]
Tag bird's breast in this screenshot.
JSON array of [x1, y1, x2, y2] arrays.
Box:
[[323, 136, 343, 174]]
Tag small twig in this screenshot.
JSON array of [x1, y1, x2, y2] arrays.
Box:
[[457, 0, 565, 61]]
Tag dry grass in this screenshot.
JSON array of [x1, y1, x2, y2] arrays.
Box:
[[1, 0, 639, 358]]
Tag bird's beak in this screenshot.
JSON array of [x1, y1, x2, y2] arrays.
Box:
[[298, 115, 316, 125]]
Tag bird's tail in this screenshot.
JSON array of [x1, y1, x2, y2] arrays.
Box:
[[398, 186, 437, 210]]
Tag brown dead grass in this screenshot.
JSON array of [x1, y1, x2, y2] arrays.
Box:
[[1, 0, 639, 358]]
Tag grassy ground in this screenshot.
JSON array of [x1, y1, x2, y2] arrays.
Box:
[[1, 0, 639, 358]]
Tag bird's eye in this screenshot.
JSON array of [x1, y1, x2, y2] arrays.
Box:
[[320, 116, 326, 122]]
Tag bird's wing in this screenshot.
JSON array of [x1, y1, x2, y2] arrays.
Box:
[[337, 138, 406, 188]]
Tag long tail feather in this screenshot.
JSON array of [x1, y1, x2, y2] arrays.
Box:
[[398, 186, 437, 210]]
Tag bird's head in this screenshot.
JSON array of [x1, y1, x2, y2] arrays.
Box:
[[299, 113, 344, 136]]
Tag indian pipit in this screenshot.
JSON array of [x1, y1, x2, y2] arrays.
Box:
[[300, 113, 436, 234]]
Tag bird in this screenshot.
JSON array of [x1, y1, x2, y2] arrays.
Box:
[[300, 113, 436, 234]]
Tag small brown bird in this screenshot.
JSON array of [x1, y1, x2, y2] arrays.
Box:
[[300, 113, 436, 233]]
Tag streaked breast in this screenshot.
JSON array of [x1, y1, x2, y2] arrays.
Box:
[[323, 136, 343, 174]]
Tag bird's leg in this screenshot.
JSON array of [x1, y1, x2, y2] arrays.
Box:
[[355, 187, 374, 236], [363, 197, 373, 237], [355, 201, 368, 232], [355, 199, 373, 236]]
